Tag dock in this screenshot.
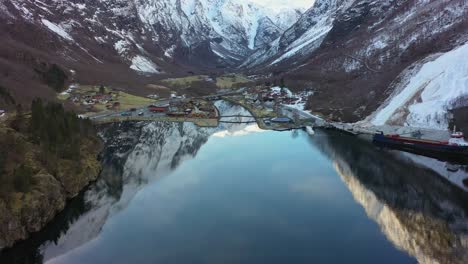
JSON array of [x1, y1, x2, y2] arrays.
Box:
[[330, 122, 452, 142]]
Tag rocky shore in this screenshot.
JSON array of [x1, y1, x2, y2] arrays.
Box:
[[0, 137, 102, 249]]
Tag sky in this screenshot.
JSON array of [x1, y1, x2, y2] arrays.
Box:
[[249, 0, 315, 11]]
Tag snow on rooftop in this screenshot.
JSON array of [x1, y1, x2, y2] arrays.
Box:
[[41, 19, 74, 41]]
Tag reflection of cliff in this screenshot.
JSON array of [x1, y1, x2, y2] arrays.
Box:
[[312, 131, 468, 264], [38, 100, 257, 262]]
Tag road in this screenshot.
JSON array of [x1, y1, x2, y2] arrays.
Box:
[[87, 88, 246, 122], [280, 105, 327, 126], [87, 99, 172, 121]]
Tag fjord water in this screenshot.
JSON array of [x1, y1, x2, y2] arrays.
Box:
[[2, 121, 468, 264]]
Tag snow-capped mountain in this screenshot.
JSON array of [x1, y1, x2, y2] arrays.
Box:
[[273, 8, 305, 32], [0, 0, 303, 102], [1, 0, 467, 126], [0, 0, 302, 71], [243, 0, 467, 124], [241, 0, 352, 68]]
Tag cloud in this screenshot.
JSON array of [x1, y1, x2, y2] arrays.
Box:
[[212, 124, 266, 138], [248, 0, 315, 11]]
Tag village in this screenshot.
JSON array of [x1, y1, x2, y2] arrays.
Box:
[[2, 78, 467, 171], [58, 82, 468, 169], [54, 80, 317, 130]]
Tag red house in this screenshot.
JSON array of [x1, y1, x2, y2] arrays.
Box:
[[149, 106, 167, 113]]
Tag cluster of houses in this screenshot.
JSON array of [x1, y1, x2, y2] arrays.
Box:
[[147, 99, 216, 118], [67, 90, 122, 110], [80, 93, 114, 106], [245, 87, 294, 103], [170, 92, 185, 99], [243, 86, 312, 111]]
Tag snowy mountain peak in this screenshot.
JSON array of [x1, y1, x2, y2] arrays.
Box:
[[0, 0, 304, 76]]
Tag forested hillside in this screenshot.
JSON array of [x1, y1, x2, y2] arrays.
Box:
[[0, 100, 101, 248]]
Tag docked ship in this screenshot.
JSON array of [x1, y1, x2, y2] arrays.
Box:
[[373, 131, 468, 162]]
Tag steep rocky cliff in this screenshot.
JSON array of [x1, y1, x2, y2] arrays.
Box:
[[0, 124, 102, 249]]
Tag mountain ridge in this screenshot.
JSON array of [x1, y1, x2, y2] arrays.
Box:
[[0, 0, 467, 124]]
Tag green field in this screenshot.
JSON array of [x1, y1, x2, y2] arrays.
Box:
[[160, 74, 252, 90], [216, 74, 252, 89], [57, 85, 155, 112], [57, 92, 71, 101], [161, 75, 208, 87], [116, 92, 155, 110]]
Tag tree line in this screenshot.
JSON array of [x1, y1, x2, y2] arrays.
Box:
[[0, 99, 97, 194], [30, 99, 96, 161]]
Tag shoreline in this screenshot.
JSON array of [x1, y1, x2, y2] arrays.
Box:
[[0, 136, 103, 250]]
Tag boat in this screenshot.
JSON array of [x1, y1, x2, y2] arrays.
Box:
[[451, 126, 464, 138], [451, 131, 464, 138], [373, 132, 468, 162], [445, 163, 460, 172]]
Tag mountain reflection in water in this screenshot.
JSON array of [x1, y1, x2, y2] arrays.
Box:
[[1, 110, 468, 263], [310, 131, 468, 264], [0, 101, 261, 263]]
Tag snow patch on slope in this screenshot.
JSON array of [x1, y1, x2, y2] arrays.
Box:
[[371, 42, 468, 129], [242, 0, 348, 69], [130, 56, 160, 74], [42, 19, 73, 41], [114, 40, 130, 55], [271, 18, 332, 65]]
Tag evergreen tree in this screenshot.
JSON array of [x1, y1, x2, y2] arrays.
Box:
[[29, 100, 96, 162], [280, 78, 286, 88], [99, 85, 106, 94], [42, 64, 68, 92], [0, 147, 6, 180], [31, 98, 44, 140], [14, 165, 33, 193], [10, 103, 24, 131]]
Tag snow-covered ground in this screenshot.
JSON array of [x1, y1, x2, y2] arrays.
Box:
[[283, 91, 314, 111], [41, 19, 73, 41], [267, 86, 324, 122], [370, 42, 468, 130], [267, 86, 313, 112], [270, 17, 332, 65], [130, 55, 160, 74]]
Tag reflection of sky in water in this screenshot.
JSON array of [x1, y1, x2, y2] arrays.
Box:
[[47, 130, 414, 264]]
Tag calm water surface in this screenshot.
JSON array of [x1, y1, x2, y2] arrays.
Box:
[[2, 119, 468, 264]]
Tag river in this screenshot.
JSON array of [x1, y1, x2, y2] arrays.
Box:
[[1, 102, 468, 264]]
